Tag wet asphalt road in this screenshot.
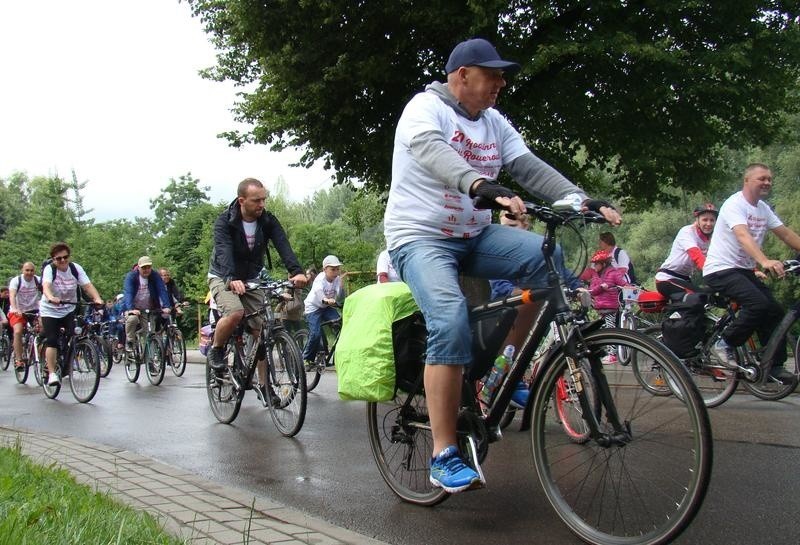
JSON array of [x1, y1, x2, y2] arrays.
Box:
[[1, 357, 799, 545]]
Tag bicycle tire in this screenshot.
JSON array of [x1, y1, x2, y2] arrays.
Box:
[[617, 312, 635, 365], [206, 337, 244, 424], [33, 341, 45, 386], [0, 335, 10, 370], [531, 328, 712, 545], [14, 338, 30, 384], [741, 333, 798, 401], [293, 329, 322, 392], [144, 334, 166, 386], [686, 325, 739, 408], [69, 339, 101, 403], [98, 336, 113, 378], [42, 350, 61, 400], [169, 329, 187, 377], [366, 381, 450, 507], [266, 329, 307, 437], [124, 345, 140, 383], [552, 361, 600, 444], [630, 326, 673, 396]]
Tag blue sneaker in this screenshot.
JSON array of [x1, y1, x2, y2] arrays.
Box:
[[429, 446, 482, 493], [510, 382, 529, 409]]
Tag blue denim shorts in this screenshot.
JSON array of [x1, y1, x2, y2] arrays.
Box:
[[390, 225, 564, 365]]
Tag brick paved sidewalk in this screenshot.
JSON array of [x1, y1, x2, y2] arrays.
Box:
[[0, 426, 388, 545]]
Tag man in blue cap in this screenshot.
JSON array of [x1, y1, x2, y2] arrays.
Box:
[[383, 38, 621, 493]]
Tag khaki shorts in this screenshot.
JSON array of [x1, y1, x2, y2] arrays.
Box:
[[208, 277, 264, 331]]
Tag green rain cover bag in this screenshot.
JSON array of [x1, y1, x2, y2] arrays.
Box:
[[337, 282, 420, 401]]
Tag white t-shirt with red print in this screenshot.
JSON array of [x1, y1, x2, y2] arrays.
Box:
[[385, 89, 529, 250]]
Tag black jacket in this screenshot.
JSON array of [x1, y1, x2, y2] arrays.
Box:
[[208, 199, 303, 284]]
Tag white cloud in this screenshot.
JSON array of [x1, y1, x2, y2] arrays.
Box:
[[0, 0, 333, 221]]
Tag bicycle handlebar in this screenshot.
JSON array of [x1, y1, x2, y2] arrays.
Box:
[[472, 196, 608, 226]]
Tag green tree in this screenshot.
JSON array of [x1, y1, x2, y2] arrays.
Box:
[[149, 173, 210, 235], [187, 0, 800, 205]]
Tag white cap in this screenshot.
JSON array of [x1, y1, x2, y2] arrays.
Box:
[[322, 255, 342, 268]]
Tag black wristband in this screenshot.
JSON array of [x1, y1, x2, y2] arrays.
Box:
[[472, 181, 517, 201], [583, 199, 615, 213]]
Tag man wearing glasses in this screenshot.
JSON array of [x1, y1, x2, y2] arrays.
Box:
[[40, 242, 103, 386]]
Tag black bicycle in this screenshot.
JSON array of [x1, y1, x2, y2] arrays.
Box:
[[206, 280, 307, 437], [633, 260, 800, 406], [161, 302, 189, 377], [367, 200, 712, 545], [38, 307, 101, 403], [123, 309, 167, 385], [293, 306, 341, 392]]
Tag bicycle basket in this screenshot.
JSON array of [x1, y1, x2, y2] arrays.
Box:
[[637, 290, 667, 313]]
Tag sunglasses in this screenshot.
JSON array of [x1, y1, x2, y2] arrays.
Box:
[[53, 255, 70, 262]]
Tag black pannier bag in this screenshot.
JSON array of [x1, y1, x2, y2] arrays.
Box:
[[392, 312, 428, 391], [661, 298, 706, 358]]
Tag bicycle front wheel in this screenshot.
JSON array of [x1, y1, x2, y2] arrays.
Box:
[[144, 335, 166, 386], [168, 329, 187, 377], [741, 333, 798, 401], [69, 339, 101, 403], [616, 312, 636, 365], [552, 360, 600, 444], [531, 328, 712, 545], [266, 329, 307, 437], [33, 341, 45, 386]]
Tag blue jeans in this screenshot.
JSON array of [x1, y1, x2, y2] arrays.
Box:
[[302, 306, 341, 361], [390, 225, 569, 365]]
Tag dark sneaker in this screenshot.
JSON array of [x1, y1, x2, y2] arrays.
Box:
[[207, 346, 227, 371], [768, 366, 796, 384], [125, 341, 135, 353], [712, 338, 738, 369], [303, 360, 315, 372], [510, 382, 529, 409], [429, 446, 482, 493]]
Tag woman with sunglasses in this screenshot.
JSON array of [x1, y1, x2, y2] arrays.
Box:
[[39, 242, 103, 386]]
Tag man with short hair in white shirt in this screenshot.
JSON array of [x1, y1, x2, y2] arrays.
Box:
[[703, 163, 800, 383], [8, 262, 42, 368]]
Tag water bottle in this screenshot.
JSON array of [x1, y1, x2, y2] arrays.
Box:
[[479, 345, 515, 405]]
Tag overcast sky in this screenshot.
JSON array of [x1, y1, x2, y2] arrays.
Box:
[[0, 0, 333, 221]]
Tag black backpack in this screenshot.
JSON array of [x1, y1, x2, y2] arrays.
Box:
[[614, 247, 638, 285], [11, 274, 42, 294]]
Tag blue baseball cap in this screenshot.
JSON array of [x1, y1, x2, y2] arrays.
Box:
[[445, 38, 521, 75]]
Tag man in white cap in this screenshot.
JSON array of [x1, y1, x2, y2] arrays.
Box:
[[121, 256, 172, 352], [383, 37, 621, 493], [302, 255, 344, 366]]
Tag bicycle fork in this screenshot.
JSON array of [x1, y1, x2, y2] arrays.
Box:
[[560, 325, 632, 447]]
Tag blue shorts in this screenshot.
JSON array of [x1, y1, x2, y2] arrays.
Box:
[[390, 225, 567, 365]]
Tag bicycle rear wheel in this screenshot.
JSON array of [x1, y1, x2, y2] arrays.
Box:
[[168, 329, 187, 377], [69, 339, 101, 403], [206, 338, 244, 424], [630, 326, 673, 396], [293, 329, 322, 392], [144, 335, 166, 386], [366, 379, 449, 507], [266, 329, 307, 437], [98, 337, 113, 378], [617, 312, 635, 365], [531, 328, 712, 545]]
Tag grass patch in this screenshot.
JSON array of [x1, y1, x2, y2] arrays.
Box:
[[0, 440, 186, 545]]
